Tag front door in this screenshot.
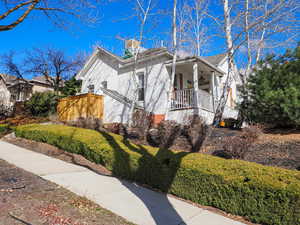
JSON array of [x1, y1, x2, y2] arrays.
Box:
[[174, 73, 183, 90]]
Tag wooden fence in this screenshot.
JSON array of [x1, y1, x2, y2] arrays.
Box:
[[57, 93, 104, 122]]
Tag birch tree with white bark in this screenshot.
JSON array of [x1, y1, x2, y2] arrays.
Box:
[[166, 0, 177, 113], [128, 0, 155, 126], [213, 0, 300, 125], [177, 0, 210, 56]]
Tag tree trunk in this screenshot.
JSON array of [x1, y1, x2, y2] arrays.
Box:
[[167, 0, 178, 113]]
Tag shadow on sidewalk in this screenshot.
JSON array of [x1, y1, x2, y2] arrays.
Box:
[[100, 131, 189, 225]]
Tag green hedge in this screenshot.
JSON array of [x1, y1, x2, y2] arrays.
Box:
[[0, 124, 9, 134], [15, 124, 300, 225]]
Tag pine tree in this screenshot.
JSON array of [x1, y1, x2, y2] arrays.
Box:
[[60, 76, 82, 97], [241, 45, 300, 128]]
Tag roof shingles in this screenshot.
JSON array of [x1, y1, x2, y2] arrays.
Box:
[[204, 53, 227, 66]]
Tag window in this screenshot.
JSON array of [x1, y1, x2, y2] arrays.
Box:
[[101, 81, 108, 89], [137, 73, 144, 101]]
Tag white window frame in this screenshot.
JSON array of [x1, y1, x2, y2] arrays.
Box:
[[137, 72, 145, 102]]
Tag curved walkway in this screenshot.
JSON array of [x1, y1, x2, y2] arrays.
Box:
[[0, 140, 245, 225]]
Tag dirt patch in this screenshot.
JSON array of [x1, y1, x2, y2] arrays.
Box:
[[0, 159, 134, 225], [3, 135, 112, 176], [245, 140, 300, 170], [202, 128, 300, 170]]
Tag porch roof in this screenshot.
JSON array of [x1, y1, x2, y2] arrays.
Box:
[[164, 56, 225, 76]]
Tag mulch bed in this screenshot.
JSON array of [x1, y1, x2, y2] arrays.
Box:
[[0, 115, 49, 126], [202, 129, 300, 171], [3, 134, 111, 176], [0, 159, 134, 225]]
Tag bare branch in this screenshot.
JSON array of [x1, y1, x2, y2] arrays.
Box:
[[0, 0, 39, 31]]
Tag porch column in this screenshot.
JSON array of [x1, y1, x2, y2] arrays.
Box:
[[193, 62, 199, 108], [210, 71, 216, 112]]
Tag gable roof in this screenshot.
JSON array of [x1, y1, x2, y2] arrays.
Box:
[[204, 53, 227, 66], [0, 73, 18, 84], [76, 46, 227, 79], [0, 73, 54, 87], [30, 75, 53, 85], [76, 46, 173, 79]]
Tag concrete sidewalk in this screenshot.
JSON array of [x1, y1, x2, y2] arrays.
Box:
[[0, 140, 245, 225]]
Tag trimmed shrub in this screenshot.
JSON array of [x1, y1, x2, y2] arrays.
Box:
[[0, 124, 9, 134], [15, 124, 300, 225]]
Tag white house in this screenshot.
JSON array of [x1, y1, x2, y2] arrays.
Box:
[[76, 42, 239, 125]]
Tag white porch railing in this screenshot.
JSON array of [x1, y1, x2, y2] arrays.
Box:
[[197, 89, 213, 112], [170, 89, 215, 112], [170, 89, 239, 119], [170, 89, 195, 110]]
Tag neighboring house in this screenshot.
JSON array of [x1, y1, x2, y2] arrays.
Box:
[[76, 41, 240, 125], [0, 74, 10, 106], [0, 74, 55, 105]]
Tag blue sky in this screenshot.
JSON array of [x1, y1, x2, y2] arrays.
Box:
[[0, 0, 226, 61], [1, 0, 296, 72], [0, 1, 166, 57]]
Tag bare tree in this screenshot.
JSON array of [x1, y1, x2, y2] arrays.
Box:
[[177, 0, 209, 56], [212, 0, 239, 125], [166, 0, 177, 113], [25, 48, 83, 92], [1, 51, 24, 79], [212, 0, 300, 125], [0, 0, 101, 32], [1, 51, 31, 103], [127, 0, 155, 126], [242, 0, 299, 76], [1, 48, 83, 93]]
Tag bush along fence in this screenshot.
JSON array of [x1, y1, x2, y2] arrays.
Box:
[[15, 124, 300, 225], [0, 124, 10, 134]]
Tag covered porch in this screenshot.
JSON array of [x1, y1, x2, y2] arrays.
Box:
[[165, 57, 224, 112]]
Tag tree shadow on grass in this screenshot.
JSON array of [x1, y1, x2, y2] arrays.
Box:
[[100, 131, 190, 225]]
